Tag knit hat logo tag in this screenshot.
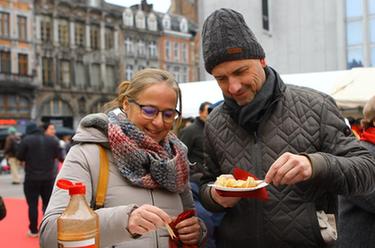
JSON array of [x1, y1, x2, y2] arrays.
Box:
[[227, 47, 243, 54]]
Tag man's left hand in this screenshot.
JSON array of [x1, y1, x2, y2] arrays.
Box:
[[265, 152, 312, 186]]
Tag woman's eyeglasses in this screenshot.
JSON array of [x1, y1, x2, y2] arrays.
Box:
[[128, 99, 181, 123]]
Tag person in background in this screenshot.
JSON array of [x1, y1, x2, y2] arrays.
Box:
[[0, 195, 6, 221], [61, 134, 73, 155], [16, 122, 64, 237], [179, 101, 224, 248], [42, 122, 65, 170], [337, 95, 375, 247], [180, 101, 211, 183], [40, 68, 206, 247], [199, 8, 375, 247], [42, 122, 56, 137], [4, 126, 21, 184]]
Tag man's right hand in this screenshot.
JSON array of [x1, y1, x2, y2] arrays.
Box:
[[210, 187, 241, 208]]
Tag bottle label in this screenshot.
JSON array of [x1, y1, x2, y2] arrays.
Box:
[[58, 238, 96, 248]]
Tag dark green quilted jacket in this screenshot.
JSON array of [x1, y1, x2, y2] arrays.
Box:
[[199, 69, 375, 248]]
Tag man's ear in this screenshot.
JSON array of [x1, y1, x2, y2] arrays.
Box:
[[260, 58, 267, 67]]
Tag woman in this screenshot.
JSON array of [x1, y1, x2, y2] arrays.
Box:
[[337, 95, 375, 248], [40, 69, 206, 247]]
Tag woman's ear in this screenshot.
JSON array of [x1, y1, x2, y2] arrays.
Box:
[[122, 98, 129, 112]]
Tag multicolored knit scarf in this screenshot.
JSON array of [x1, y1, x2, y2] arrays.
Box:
[[107, 111, 189, 193]]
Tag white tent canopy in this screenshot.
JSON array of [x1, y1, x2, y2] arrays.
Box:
[[180, 68, 375, 118], [179, 80, 223, 118], [330, 68, 375, 108]]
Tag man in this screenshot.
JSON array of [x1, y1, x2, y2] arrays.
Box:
[[180, 101, 223, 248], [3, 127, 21, 184], [180, 101, 211, 183], [337, 95, 375, 247], [16, 122, 64, 237], [199, 8, 375, 247]]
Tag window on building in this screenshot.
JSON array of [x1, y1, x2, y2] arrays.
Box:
[[138, 65, 145, 71], [262, 0, 270, 31], [370, 18, 375, 42], [182, 67, 188, 83], [126, 65, 133, 80], [173, 66, 180, 83], [42, 97, 72, 116], [125, 37, 133, 54], [174, 42, 179, 62], [17, 15, 27, 40], [166, 40, 171, 60], [91, 99, 108, 113], [347, 21, 363, 45], [106, 65, 115, 87], [75, 62, 86, 88], [347, 47, 363, 68], [42, 57, 53, 86], [180, 18, 188, 33], [105, 27, 114, 50], [346, 0, 362, 17], [18, 53, 28, 76], [60, 60, 71, 88], [90, 25, 100, 50], [346, 18, 363, 68], [0, 51, 11, 74], [138, 40, 146, 57], [0, 94, 30, 117], [91, 63, 101, 87], [162, 15, 171, 30], [0, 12, 9, 37], [41, 16, 52, 42], [123, 9, 133, 26], [182, 43, 188, 62], [370, 0, 375, 14], [136, 11, 145, 29], [149, 40, 157, 58], [75, 22, 85, 47], [58, 20, 69, 47], [147, 13, 157, 31]]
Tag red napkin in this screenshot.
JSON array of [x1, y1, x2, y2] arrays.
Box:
[[168, 209, 200, 248], [215, 167, 269, 201]]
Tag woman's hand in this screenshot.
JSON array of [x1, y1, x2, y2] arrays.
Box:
[[128, 204, 171, 236], [174, 216, 201, 245]]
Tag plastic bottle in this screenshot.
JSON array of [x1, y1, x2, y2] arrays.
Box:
[[57, 179, 99, 248]]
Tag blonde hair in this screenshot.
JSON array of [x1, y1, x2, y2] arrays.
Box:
[[103, 68, 182, 121]]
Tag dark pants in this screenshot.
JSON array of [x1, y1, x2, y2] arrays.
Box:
[[191, 182, 225, 248], [23, 179, 55, 233]]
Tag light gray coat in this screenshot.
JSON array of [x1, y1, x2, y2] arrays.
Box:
[[40, 113, 198, 248]]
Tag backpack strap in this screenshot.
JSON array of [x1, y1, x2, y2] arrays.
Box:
[[94, 145, 109, 210]]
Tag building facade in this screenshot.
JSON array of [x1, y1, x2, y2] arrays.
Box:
[[345, 0, 375, 68], [0, 0, 198, 132], [33, 0, 123, 128], [196, 0, 346, 79], [0, 0, 35, 126]]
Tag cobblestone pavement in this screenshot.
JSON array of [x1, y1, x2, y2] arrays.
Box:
[[0, 170, 25, 198]]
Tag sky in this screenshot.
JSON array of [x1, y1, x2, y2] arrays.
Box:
[[105, 0, 171, 13]]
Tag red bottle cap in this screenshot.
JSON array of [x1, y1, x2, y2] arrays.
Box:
[[57, 179, 86, 195]]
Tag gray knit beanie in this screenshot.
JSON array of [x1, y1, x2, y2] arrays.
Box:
[[202, 8, 265, 74]]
